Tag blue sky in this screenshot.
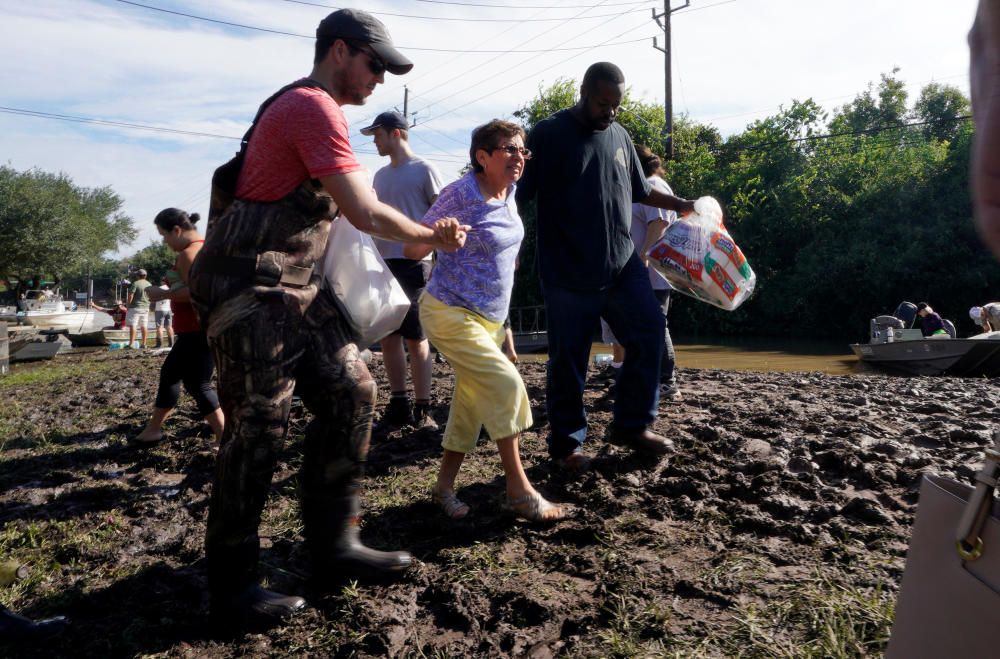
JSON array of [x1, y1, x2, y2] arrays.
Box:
[[1, 0, 979, 255]]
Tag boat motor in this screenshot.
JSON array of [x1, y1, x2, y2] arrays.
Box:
[[894, 301, 919, 328]]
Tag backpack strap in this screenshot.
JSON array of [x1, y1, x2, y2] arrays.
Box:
[[236, 78, 331, 161], [207, 78, 331, 232]]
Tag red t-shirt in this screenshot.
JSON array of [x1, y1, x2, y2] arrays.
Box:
[[110, 305, 127, 329], [236, 85, 362, 201]]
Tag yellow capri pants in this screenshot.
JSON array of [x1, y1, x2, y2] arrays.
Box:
[[419, 292, 533, 454]]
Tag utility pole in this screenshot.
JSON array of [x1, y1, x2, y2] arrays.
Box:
[[652, 0, 688, 160], [401, 86, 417, 128]]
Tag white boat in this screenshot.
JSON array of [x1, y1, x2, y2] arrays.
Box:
[[18, 290, 110, 332]]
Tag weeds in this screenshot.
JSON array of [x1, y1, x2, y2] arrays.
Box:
[[598, 592, 671, 658], [442, 541, 529, 584], [723, 571, 894, 658]]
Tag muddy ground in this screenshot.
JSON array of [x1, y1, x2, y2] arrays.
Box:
[[0, 348, 996, 657]]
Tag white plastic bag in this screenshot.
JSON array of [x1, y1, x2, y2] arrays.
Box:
[[646, 197, 756, 311], [321, 216, 410, 348]]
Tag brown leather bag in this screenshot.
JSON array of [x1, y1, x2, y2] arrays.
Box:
[[887, 433, 1000, 657]]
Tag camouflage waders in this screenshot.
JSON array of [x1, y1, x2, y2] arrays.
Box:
[[189, 182, 411, 611]]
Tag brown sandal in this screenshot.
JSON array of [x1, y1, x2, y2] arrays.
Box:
[[432, 487, 470, 519], [503, 491, 568, 523]]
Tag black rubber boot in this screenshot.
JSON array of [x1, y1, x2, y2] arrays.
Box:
[[206, 513, 305, 631], [305, 484, 412, 586], [0, 606, 69, 641], [209, 585, 306, 631]]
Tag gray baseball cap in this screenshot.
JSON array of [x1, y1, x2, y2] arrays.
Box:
[[317, 9, 413, 75]]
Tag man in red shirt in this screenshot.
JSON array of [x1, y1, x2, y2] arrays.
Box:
[[190, 9, 466, 630]]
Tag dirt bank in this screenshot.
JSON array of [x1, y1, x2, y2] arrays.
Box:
[[1, 349, 996, 657]]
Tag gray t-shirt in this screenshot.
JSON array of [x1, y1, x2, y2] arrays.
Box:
[[372, 156, 444, 260], [631, 175, 676, 292]]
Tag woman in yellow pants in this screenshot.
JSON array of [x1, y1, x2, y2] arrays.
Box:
[[404, 119, 566, 522]]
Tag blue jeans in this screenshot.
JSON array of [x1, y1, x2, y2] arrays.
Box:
[[654, 289, 677, 387], [542, 253, 664, 459]]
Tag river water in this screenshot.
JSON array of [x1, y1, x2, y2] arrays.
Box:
[[522, 336, 860, 376]]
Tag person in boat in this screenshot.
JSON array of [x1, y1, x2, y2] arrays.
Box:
[[916, 302, 949, 337], [405, 119, 568, 523], [89, 299, 128, 329], [134, 208, 224, 446], [970, 303, 1000, 332]]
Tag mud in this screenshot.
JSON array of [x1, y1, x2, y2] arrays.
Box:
[[1, 349, 996, 657]]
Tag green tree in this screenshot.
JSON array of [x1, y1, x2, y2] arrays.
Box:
[[829, 69, 909, 135], [124, 241, 174, 284], [913, 82, 971, 141], [0, 166, 136, 283]]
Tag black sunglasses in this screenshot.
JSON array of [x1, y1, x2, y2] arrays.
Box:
[[346, 40, 386, 76]]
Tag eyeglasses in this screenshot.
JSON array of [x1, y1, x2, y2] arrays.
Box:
[[347, 40, 386, 76], [491, 145, 532, 159]]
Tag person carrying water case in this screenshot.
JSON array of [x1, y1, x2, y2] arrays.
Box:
[[887, 429, 1000, 656]]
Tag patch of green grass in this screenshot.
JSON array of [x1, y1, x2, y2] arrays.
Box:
[[261, 492, 304, 539], [441, 540, 529, 584], [682, 571, 895, 658], [0, 514, 128, 559], [597, 592, 671, 658], [366, 468, 433, 512], [699, 552, 770, 593], [0, 362, 104, 389]]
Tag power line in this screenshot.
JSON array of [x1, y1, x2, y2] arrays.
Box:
[[671, 0, 738, 14], [409, 0, 645, 117], [401, 0, 737, 128], [0, 104, 471, 165], [115, 0, 652, 48], [357, 0, 629, 134], [385, 0, 575, 92], [280, 0, 657, 20], [418, 17, 653, 126], [0, 106, 238, 140], [413, 0, 653, 8]]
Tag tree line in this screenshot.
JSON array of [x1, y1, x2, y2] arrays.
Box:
[[0, 166, 174, 303]]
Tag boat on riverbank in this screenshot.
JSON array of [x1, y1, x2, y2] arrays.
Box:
[[509, 305, 548, 354], [67, 327, 150, 347], [850, 309, 1000, 376]]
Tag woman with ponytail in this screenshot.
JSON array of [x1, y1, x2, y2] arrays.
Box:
[[133, 208, 224, 445]]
